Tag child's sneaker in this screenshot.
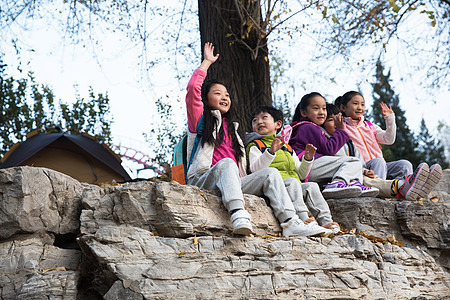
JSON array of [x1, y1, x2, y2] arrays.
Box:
[[281, 216, 326, 237], [322, 222, 341, 234], [398, 162, 429, 200], [306, 221, 333, 235], [349, 181, 379, 198], [330, 224, 341, 234], [322, 180, 362, 199], [230, 209, 253, 236], [419, 164, 442, 199]]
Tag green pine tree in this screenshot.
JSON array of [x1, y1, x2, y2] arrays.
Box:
[[417, 118, 449, 168], [370, 60, 421, 167]]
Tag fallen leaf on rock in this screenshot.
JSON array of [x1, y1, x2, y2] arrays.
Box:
[[430, 197, 439, 202], [387, 235, 403, 247], [178, 251, 196, 256], [42, 267, 66, 274], [194, 234, 198, 245]]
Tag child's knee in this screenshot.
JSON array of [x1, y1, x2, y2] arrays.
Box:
[[216, 158, 237, 169], [400, 159, 412, 169]]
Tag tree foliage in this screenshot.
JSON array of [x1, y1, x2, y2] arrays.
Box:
[[0, 59, 112, 156], [1, 0, 448, 167], [144, 95, 186, 172], [417, 118, 449, 168], [1, 1, 447, 88], [370, 60, 420, 167], [315, 0, 449, 88]]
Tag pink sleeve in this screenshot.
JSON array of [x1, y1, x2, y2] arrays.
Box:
[[186, 68, 207, 133]]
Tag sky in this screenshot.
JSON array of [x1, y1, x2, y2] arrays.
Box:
[[1, 2, 449, 178]]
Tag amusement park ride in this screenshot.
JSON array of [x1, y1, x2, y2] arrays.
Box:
[[111, 144, 163, 178]]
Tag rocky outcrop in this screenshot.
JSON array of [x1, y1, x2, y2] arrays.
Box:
[[0, 166, 449, 299], [80, 181, 281, 237]]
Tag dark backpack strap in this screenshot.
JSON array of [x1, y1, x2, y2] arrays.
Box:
[[347, 140, 355, 157], [182, 136, 188, 176], [187, 116, 205, 174]]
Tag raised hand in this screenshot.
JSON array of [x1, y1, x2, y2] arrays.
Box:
[[333, 112, 345, 129], [204, 42, 219, 63], [269, 134, 285, 154], [304, 144, 317, 161], [199, 42, 219, 71], [380, 102, 393, 116]]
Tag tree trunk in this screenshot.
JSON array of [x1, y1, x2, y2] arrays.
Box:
[[198, 0, 272, 133]]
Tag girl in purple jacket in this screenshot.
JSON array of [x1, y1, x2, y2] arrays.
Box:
[[288, 92, 378, 199]]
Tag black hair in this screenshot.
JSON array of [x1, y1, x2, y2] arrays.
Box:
[[292, 92, 325, 123], [334, 91, 363, 116], [326, 103, 340, 117], [200, 78, 243, 162], [249, 105, 284, 128]]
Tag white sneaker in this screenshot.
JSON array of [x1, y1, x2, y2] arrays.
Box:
[[230, 209, 253, 236], [281, 216, 327, 237], [307, 221, 333, 235], [330, 224, 341, 234]]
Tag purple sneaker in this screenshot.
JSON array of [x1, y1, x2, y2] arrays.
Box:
[[322, 180, 362, 199], [419, 164, 442, 199], [349, 181, 379, 198]]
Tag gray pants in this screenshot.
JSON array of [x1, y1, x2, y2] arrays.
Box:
[[308, 156, 363, 184], [284, 178, 333, 226], [187, 158, 296, 223], [366, 158, 412, 180]]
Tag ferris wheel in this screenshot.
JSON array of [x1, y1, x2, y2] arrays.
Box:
[[111, 144, 164, 177]]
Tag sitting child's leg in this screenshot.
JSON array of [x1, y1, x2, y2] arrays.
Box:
[[283, 178, 339, 234], [366, 157, 387, 179], [241, 168, 326, 237], [283, 177, 309, 222], [309, 156, 379, 199], [188, 158, 252, 235], [301, 182, 332, 224], [362, 175, 393, 198], [386, 159, 413, 180], [365, 163, 441, 201], [301, 182, 340, 233]]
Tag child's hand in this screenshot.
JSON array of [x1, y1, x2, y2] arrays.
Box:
[[269, 135, 284, 154], [363, 169, 375, 178], [333, 113, 345, 129], [304, 144, 317, 161], [380, 102, 393, 116], [204, 42, 219, 64]]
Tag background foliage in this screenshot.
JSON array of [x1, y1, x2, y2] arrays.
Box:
[[0, 59, 112, 156]]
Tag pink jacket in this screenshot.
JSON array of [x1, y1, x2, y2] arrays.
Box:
[[185, 68, 247, 179], [344, 114, 396, 162]]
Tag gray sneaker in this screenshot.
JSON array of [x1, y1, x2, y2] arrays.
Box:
[[399, 162, 429, 200], [419, 164, 442, 199]]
